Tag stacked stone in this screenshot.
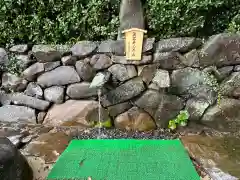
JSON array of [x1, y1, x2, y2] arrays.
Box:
[[0, 33, 240, 132]]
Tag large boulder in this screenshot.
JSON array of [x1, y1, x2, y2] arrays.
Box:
[[101, 77, 145, 107], [66, 82, 98, 99], [44, 86, 64, 104], [114, 107, 156, 131], [32, 44, 70, 55], [90, 54, 112, 70], [43, 100, 110, 127], [199, 33, 240, 67], [137, 64, 157, 85], [0, 137, 33, 180], [0, 105, 36, 123], [108, 64, 137, 82], [33, 51, 61, 63], [134, 90, 184, 128], [153, 52, 184, 70], [32, 45, 70, 62], [220, 72, 240, 97], [9, 44, 29, 53], [43, 61, 61, 71], [11, 93, 50, 111], [181, 135, 240, 178], [217, 66, 234, 80], [22, 62, 44, 81], [75, 61, 96, 81], [201, 98, 240, 132], [171, 67, 217, 104], [155, 37, 202, 53], [24, 82, 43, 99], [150, 69, 170, 89], [107, 102, 132, 118], [89, 71, 111, 89], [185, 98, 210, 121], [0, 91, 11, 105], [71, 41, 97, 57], [112, 55, 152, 65], [37, 66, 80, 88], [97, 40, 125, 55], [22, 132, 71, 164]]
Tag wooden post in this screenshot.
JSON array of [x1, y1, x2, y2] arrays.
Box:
[[122, 28, 147, 61]]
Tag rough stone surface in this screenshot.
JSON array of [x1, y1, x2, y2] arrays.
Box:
[[0, 48, 8, 65], [234, 65, 240, 71], [24, 82, 43, 99], [23, 62, 44, 81], [0, 105, 36, 123], [107, 102, 132, 118], [75, 61, 96, 81], [218, 66, 234, 80], [89, 71, 110, 89], [91, 54, 112, 70], [61, 55, 77, 66], [153, 52, 184, 70], [44, 86, 64, 104], [220, 72, 240, 97], [33, 51, 62, 63], [32, 44, 70, 55], [9, 44, 29, 53], [151, 69, 170, 88], [233, 87, 240, 98], [135, 90, 184, 127], [67, 82, 98, 99], [0, 137, 33, 180], [43, 100, 109, 126], [199, 33, 240, 67], [201, 98, 240, 132], [71, 41, 97, 57], [112, 55, 152, 65], [44, 61, 61, 71], [171, 67, 217, 104], [37, 66, 80, 88], [1, 73, 28, 92], [138, 64, 157, 85], [37, 112, 46, 124], [155, 37, 202, 53], [101, 77, 146, 107], [0, 91, 11, 105], [186, 98, 210, 121], [114, 107, 156, 131], [183, 49, 200, 67], [98, 40, 125, 55], [181, 135, 240, 178], [11, 93, 50, 111], [108, 64, 137, 82], [23, 132, 71, 164], [142, 38, 155, 53]]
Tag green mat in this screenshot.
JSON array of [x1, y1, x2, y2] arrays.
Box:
[[47, 139, 199, 180]]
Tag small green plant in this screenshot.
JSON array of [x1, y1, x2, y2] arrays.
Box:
[[168, 110, 190, 130]]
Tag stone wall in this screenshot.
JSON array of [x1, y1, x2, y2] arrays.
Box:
[[1, 33, 240, 132]]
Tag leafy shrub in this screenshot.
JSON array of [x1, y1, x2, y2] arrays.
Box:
[[146, 0, 240, 38], [0, 0, 239, 46]]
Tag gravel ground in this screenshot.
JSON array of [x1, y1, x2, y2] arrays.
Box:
[[72, 127, 179, 140]]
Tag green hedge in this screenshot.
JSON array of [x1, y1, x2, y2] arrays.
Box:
[[0, 0, 239, 46]]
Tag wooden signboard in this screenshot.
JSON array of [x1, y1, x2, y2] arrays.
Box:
[[122, 28, 147, 61]]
